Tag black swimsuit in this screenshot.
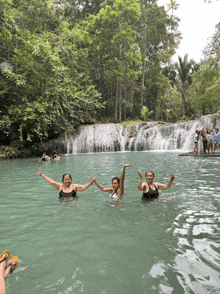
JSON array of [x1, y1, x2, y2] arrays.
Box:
[[142, 184, 159, 199], [59, 189, 77, 201]]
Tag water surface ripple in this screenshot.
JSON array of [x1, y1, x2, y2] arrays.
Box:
[[1, 152, 220, 293]]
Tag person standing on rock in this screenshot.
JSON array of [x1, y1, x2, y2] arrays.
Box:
[[214, 128, 220, 153], [197, 131, 203, 155], [193, 130, 199, 154]]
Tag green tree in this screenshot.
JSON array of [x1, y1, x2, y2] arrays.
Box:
[[163, 108, 172, 121], [203, 23, 220, 63], [136, 0, 181, 119], [172, 54, 195, 116], [141, 106, 153, 121], [166, 0, 180, 16], [85, 0, 141, 122], [0, 25, 102, 146], [188, 60, 220, 116]]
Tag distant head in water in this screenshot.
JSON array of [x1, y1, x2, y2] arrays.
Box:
[[112, 177, 120, 190], [145, 171, 155, 185]]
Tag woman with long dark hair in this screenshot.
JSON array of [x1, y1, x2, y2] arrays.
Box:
[[94, 163, 132, 201]]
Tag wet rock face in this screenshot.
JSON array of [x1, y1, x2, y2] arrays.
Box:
[[2, 114, 219, 158], [0, 137, 67, 159], [67, 115, 218, 154]]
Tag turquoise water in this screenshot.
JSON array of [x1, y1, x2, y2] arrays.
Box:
[[1, 152, 220, 294]]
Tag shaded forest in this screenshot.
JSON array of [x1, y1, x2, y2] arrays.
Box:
[[0, 0, 220, 148]]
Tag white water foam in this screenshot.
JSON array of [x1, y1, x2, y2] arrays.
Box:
[[67, 115, 216, 154]]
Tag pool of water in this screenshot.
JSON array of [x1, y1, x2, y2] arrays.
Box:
[[1, 151, 220, 294]]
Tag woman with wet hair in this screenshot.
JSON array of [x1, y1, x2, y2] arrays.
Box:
[[52, 151, 60, 161], [39, 152, 50, 162], [37, 170, 95, 201], [138, 169, 175, 200], [94, 163, 132, 201]]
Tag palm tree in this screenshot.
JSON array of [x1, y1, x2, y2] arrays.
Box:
[[167, 0, 180, 16], [173, 54, 194, 116], [141, 106, 154, 121], [164, 109, 172, 121]]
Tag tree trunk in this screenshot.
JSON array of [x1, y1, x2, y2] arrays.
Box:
[[130, 90, 134, 114], [182, 94, 186, 116], [119, 82, 122, 122], [124, 85, 127, 121], [115, 78, 118, 121], [141, 70, 145, 107]]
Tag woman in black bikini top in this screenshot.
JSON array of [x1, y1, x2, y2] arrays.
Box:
[[138, 169, 175, 200], [40, 152, 50, 162], [142, 184, 159, 199], [59, 188, 77, 201], [37, 170, 96, 201]]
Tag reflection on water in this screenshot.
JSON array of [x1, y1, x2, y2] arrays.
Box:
[[173, 210, 220, 294], [1, 152, 220, 293], [148, 209, 220, 294]]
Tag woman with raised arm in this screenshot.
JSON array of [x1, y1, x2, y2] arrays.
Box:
[[37, 170, 95, 201], [138, 169, 175, 201], [94, 163, 132, 201]]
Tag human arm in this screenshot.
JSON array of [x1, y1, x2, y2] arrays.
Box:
[[45, 156, 50, 162], [155, 172, 175, 190], [75, 176, 96, 192], [94, 178, 112, 193], [117, 163, 132, 197], [37, 170, 61, 190], [137, 169, 144, 191]]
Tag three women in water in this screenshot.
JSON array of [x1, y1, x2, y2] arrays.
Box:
[[37, 164, 175, 201]]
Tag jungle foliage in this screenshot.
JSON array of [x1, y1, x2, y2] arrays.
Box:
[[0, 0, 220, 147]]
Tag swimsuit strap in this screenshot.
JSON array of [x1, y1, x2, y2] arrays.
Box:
[[111, 188, 118, 197]]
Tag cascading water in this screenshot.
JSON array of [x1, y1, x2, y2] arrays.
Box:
[[67, 115, 220, 154]]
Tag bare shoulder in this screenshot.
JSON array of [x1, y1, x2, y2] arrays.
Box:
[[72, 183, 77, 191], [153, 182, 160, 189], [141, 182, 147, 190]]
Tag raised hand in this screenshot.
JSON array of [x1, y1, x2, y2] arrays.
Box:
[[138, 169, 142, 178], [170, 172, 175, 181], [37, 169, 42, 176], [124, 163, 132, 168]]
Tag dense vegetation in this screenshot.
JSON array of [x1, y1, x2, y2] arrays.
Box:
[[0, 0, 220, 148]]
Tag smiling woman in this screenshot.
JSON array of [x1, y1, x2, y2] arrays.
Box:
[[1, 152, 220, 294], [37, 170, 96, 201], [94, 163, 132, 202], [138, 169, 175, 200]]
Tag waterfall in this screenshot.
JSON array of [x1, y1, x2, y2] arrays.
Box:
[[67, 115, 219, 154]]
